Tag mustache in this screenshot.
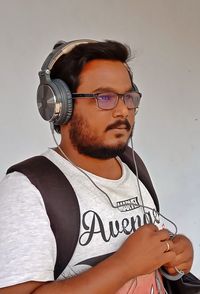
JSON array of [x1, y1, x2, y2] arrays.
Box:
[[105, 119, 131, 131]]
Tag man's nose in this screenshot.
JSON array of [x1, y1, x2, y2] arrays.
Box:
[[112, 97, 129, 118]]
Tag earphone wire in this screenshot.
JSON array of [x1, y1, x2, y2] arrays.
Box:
[[50, 122, 178, 236], [50, 122, 125, 208], [130, 136, 146, 215]]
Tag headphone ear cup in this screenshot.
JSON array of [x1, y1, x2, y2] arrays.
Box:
[[52, 79, 73, 125]]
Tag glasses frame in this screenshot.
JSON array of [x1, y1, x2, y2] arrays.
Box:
[[72, 86, 142, 111]]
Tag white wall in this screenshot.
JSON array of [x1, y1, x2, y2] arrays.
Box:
[[0, 0, 199, 277]]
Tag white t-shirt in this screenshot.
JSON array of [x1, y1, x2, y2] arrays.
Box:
[[0, 149, 166, 293]]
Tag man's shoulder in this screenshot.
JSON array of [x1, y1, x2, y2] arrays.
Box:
[[6, 149, 60, 179], [0, 170, 46, 223], [0, 171, 37, 195], [1, 152, 54, 208]]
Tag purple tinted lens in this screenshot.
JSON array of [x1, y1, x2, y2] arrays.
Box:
[[97, 92, 141, 110], [124, 92, 141, 109], [97, 93, 117, 109]]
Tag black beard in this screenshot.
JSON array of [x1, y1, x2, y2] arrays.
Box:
[[69, 113, 131, 159], [73, 143, 127, 159]]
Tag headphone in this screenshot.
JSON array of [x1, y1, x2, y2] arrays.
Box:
[[37, 39, 98, 125]]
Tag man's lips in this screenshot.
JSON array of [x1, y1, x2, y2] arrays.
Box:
[[114, 125, 128, 129], [105, 119, 131, 132]]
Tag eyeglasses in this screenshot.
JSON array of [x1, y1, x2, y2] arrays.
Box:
[[72, 86, 142, 110]]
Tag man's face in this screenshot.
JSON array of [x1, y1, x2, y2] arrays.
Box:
[[68, 59, 135, 159]]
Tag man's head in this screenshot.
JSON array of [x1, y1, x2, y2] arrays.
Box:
[[50, 40, 135, 130], [41, 40, 141, 159]]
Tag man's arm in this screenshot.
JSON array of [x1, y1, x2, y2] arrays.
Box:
[[0, 224, 176, 294]]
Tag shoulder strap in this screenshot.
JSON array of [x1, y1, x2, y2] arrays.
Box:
[[7, 156, 80, 280], [119, 146, 159, 211]]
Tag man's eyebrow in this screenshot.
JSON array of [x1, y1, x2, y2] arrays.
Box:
[[92, 87, 133, 93]]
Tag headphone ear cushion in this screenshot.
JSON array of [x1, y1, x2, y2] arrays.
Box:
[[52, 79, 73, 125]]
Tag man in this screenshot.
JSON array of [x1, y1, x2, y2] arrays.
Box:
[[0, 39, 193, 293]]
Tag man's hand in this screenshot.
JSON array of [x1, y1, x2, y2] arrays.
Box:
[[114, 224, 176, 280], [163, 234, 193, 275]]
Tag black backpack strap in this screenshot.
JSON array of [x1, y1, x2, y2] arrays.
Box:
[[7, 156, 80, 280], [119, 146, 159, 211]]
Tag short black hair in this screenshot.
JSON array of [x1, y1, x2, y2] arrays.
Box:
[[50, 40, 133, 133]]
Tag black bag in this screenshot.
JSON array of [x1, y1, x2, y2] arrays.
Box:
[[7, 147, 200, 293], [164, 272, 200, 294]]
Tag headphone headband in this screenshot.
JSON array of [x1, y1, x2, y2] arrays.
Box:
[[41, 39, 98, 72]]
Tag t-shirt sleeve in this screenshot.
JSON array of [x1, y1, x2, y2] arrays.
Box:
[[0, 172, 56, 288]]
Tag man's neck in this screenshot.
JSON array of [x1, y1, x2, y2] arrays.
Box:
[[55, 144, 122, 180]]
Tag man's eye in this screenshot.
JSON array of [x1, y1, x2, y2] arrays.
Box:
[[124, 93, 133, 99], [98, 94, 113, 101]]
